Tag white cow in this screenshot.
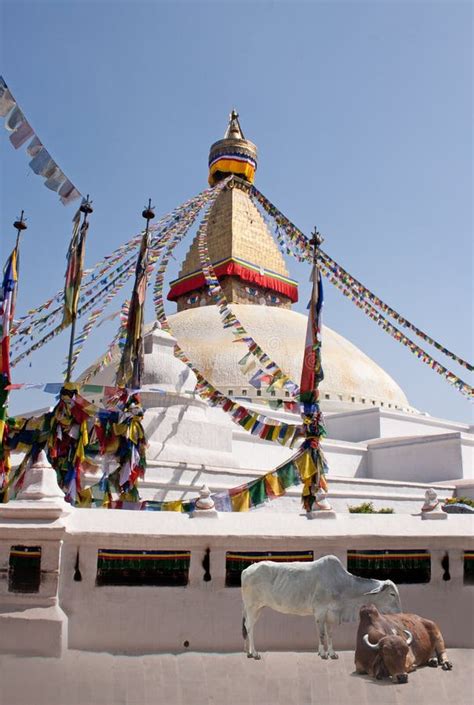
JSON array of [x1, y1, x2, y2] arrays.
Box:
[[241, 554, 401, 659]]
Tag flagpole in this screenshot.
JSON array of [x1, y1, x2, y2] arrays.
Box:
[[65, 196, 93, 383], [131, 199, 155, 390], [13, 210, 27, 250], [0, 211, 27, 500], [299, 225, 332, 513]]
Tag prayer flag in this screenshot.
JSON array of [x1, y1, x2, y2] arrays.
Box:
[[0, 243, 20, 383], [300, 260, 324, 401], [264, 473, 285, 498], [62, 207, 87, 326], [116, 228, 149, 388], [230, 487, 250, 512]]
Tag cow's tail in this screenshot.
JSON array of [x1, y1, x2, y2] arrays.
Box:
[[242, 614, 248, 640]]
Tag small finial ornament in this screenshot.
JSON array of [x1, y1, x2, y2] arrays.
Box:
[[421, 488, 447, 520], [225, 109, 245, 140], [13, 210, 27, 233], [310, 226, 324, 248], [80, 194, 93, 215], [192, 484, 219, 518], [142, 198, 155, 222], [196, 484, 215, 510], [314, 487, 332, 511], [422, 488, 440, 512]]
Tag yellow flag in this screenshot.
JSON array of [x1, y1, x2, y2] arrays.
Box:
[[231, 489, 250, 512], [264, 473, 285, 498], [243, 414, 256, 431], [162, 500, 184, 512], [76, 487, 92, 508], [295, 451, 316, 482]]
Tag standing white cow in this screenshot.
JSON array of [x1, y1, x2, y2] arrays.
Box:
[[241, 554, 401, 659]]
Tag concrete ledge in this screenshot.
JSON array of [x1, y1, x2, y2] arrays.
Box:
[[0, 605, 67, 658], [0, 649, 472, 705]]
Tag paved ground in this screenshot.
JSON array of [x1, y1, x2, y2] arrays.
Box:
[[0, 649, 472, 705]]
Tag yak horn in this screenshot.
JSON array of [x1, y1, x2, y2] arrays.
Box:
[[403, 629, 413, 645], [363, 633, 381, 650]]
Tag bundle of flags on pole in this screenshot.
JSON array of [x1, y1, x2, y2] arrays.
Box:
[[297, 230, 329, 512], [0, 214, 26, 499], [62, 206, 87, 327], [116, 202, 155, 389]]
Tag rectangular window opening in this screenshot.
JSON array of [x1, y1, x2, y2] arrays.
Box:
[[347, 549, 431, 584], [9, 545, 42, 593], [463, 551, 474, 585], [96, 549, 191, 587], [225, 550, 314, 588]]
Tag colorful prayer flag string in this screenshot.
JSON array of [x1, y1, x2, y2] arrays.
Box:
[[0, 76, 82, 205]]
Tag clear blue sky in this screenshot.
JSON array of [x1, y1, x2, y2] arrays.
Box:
[[1, 0, 472, 422]]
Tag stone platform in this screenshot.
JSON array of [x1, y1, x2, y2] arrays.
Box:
[[0, 649, 471, 705]]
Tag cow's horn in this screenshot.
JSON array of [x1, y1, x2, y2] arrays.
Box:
[[403, 630, 413, 646], [363, 634, 381, 650]]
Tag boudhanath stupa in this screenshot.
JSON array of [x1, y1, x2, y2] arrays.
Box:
[[1, 111, 473, 667], [78, 110, 472, 512]]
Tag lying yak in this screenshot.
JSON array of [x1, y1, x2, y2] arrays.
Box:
[[241, 554, 401, 660], [355, 604, 453, 683]]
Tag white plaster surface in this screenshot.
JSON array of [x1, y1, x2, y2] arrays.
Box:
[[0, 649, 472, 705], [367, 433, 473, 482]]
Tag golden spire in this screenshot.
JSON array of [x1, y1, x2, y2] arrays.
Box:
[[208, 110, 258, 186]]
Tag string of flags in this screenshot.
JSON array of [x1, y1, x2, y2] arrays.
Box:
[[10, 193, 206, 352], [196, 209, 300, 396], [0, 76, 82, 205], [248, 182, 473, 398], [80, 300, 130, 384], [11, 229, 144, 340], [318, 251, 474, 373], [149, 188, 304, 447], [5, 381, 167, 396], [74, 450, 311, 512], [319, 261, 474, 399], [10, 188, 216, 366]]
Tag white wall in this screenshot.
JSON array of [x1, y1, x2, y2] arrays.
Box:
[[58, 533, 474, 654], [368, 433, 470, 482], [325, 408, 471, 443]]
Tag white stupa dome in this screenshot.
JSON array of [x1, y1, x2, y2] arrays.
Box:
[[167, 304, 411, 412]]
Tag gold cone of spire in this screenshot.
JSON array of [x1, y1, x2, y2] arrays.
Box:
[[168, 113, 298, 311]]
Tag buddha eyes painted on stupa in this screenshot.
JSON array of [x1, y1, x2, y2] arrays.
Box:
[[267, 294, 281, 305], [186, 294, 200, 306], [244, 286, 259, 298]]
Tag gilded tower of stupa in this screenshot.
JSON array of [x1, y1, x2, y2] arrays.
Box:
[[168, 111, 298, 312]]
